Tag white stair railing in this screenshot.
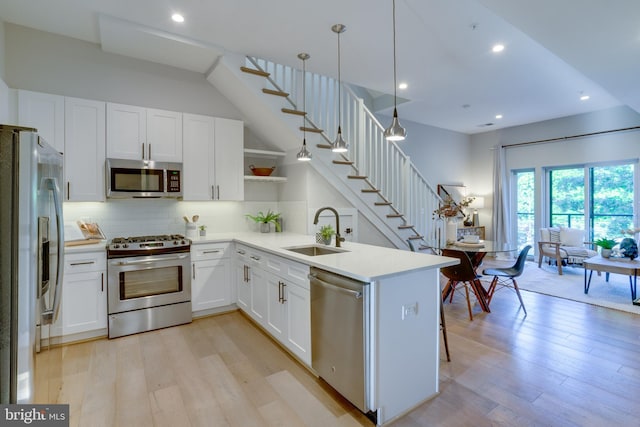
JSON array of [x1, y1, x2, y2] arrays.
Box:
[[248, 56, 442, 245]]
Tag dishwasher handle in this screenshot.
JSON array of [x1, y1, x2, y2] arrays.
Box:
[[309, 273, 363, 299]]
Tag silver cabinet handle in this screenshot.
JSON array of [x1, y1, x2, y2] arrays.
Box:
[[141, 143, 145, 160], [211, 185, 215, 200], [148, 143, 151, 159], [69, 261, 96, 266], [67, 181, 70, 200], [203, 250, 221, 254], [237, 249, 246, 255], [216, 185, 220, 200], [193, 263, 196, 280], [250, 255, 261, 261], [101, 272, 104, 292]]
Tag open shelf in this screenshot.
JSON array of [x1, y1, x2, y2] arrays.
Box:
[[244, 175, 287, 183], [243, 148, 286, 159]]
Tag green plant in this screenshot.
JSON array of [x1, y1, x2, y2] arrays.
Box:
[[595, 238, 616, 249], [245, 209, 281, 231], [319, 224, 335, 240], [199, 225, 207, 231]]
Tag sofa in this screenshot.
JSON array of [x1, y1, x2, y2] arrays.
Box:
[[537, 227, 597, 275]]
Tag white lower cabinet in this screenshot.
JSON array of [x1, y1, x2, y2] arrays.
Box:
[[235, 244, 311, 365], [53, 251, 107, 339], [191, 243, 232, 314]]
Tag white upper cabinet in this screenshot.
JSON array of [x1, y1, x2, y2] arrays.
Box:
[[18, 90, 65, 153], [107, 103, 182, 162], [64, 97, 106, 202], [183, 114, 244, 201], [214, 117, 244, 201]]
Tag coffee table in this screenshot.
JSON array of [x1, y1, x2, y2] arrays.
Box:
[[583, 256, 639, 303]]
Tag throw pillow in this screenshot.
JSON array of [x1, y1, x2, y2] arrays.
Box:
[[560, 227, 584, 247], [548, 227, 561, 243]]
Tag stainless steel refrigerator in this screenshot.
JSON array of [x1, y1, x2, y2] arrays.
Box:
[[0, 125, 64, 403]]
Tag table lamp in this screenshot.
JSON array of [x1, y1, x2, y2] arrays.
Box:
[[469, 197, 485, 226]]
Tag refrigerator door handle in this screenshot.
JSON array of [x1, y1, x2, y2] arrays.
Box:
[[41, 177, 64, 325]]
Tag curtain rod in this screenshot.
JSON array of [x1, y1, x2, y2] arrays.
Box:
[[501, 125, 640, 149]]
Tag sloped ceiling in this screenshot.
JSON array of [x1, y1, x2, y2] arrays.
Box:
[[0, 0, 638, 134]]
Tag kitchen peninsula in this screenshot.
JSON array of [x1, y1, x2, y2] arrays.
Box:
[[194, 232, 457, 425]]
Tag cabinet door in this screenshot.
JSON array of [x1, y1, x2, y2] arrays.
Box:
[[266, 273, 287, 341], [213, 118, 244, 201], [107, 103, 146, 160], [236, 261, 250, 312], [183, 113, 214, 200], [18, 90, 65, 153], [285, 283, 311, 365], [64, 97, 106, 201], [192, 258, 231, 312], [249, 262, 268, 324], [60, 270, 107, 336], [147, 108, 182, 162]]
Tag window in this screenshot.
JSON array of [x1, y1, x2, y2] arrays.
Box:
[[514, 170, 534, 251], [547, 162, 635, 240]]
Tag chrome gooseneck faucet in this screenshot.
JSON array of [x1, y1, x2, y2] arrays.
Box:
[[313, 206, 345, 248]]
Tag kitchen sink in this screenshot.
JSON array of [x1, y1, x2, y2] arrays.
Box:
[[284, 245, 349, 256]]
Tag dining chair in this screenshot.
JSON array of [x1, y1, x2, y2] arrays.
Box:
[[440, 249, 490, 321], [482, 245, 531, 316], [407, 240, 451, 361]]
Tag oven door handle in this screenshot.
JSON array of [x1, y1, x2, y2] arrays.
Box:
[[113, 254, 189, 265]]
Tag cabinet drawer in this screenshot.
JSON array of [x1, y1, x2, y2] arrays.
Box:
[[64, 252, 106, 273], [265, 255, 309, 289], [191, 243, 231, 261]]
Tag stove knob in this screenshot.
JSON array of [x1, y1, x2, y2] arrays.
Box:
[[113, 244, 120, 249], [181, 240, 186, 244], [174, 240, 179, 245], [123, 244, 129, 248]]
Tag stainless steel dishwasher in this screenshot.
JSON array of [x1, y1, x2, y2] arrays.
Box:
[[309, 267, 369, 414]]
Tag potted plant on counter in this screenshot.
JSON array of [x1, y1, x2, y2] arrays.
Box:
[[318, 224, 336, 245], [595, 237, 616, 258], [245, 209, 281, 233]]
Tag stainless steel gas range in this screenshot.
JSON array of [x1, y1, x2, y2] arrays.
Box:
[[106, 234, 192, 339]]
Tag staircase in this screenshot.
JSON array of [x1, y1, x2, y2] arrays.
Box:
[[207, 53, 442, 249]]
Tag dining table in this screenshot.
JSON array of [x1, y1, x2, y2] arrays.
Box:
[[423, 239, 518, 312]]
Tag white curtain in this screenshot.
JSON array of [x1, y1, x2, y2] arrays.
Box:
[[492, 145, 513, 252]]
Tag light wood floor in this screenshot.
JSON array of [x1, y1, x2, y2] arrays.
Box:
[[35, 284, 640, 426]]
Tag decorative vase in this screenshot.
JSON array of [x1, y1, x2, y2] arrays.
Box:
[[446, 217, 458, 244], [600, 248, 612, 258], [620, 238, 638, 259], [260, 222, 271, 233], [199, 229, 206, 237]]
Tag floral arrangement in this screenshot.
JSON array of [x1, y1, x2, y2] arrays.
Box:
[[433, 195, 475, 219]]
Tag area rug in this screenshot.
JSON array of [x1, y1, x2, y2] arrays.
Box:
[[481, 259, 640, 315]]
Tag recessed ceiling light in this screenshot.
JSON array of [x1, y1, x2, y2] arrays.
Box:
[[495, 114, 503, 119], [492, 44, 505, 53], [398, 82, 408, 90], [171, 13, 185, 23], [580, 94, 590, 101]]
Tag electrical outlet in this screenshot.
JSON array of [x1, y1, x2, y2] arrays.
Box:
[[401, 302, 418, 320]]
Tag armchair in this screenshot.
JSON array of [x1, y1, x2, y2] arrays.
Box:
[[537, 227, 597, 275]]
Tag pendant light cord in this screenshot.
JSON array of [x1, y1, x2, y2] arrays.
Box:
[[337, 29, 342, 131], [302, 57, 306, 143], [392, 0, 397, 108]]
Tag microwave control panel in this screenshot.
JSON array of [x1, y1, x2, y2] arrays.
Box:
[[167, 170, 181, 193]]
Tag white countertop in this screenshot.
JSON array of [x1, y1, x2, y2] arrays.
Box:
[[193, 232, 457, 282], [63, 233, 457, 281]]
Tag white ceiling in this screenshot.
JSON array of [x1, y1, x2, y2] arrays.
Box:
[[1, 0, 638, 134]]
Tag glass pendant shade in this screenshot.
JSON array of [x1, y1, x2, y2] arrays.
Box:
[[384, 108, 407, 141], [332, 126, 348, 152], [297, 139, 312, 161]]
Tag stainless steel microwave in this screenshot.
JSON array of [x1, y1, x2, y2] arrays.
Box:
[[106, 158, 183, 198]]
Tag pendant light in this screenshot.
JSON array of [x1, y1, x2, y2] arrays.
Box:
[[296, 52, 312, 161], [384, 0, 407, 142], [331, 24, 348, 153]]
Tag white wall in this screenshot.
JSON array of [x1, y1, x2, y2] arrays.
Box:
[[469, 105, 640, 239], [0, 20, 9, 123]]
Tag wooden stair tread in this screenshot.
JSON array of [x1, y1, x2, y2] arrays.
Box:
[[240, 66, 270, 77], [316, 144, 332, 149], [407, 235, 424, 240], [375, 202, 392, 206], [398, 225, 414, 229], [300, 127, 323, 133], [387, 214, 404, 218], [347, 175, 367, 180], [333, 160, 354, 165], [282, 108, 306, 116], [262, 88, 289, 97], [361, 189, 380, 193]]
